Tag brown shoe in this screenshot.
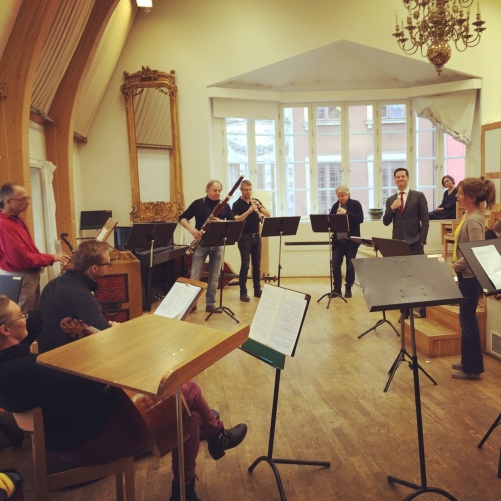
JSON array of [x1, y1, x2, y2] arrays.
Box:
[[452, 370, 480, 380], [452, 362, 463, 371]]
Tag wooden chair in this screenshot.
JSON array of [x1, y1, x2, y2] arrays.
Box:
[[443, 220, 460, 258], [13, 408, 135, 501]]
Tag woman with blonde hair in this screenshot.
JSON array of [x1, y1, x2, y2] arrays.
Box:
[[451, 177, 496, 380]]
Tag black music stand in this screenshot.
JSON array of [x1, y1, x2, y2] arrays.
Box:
[[365, 238, 436, 392], [353, 255, 465, 500], [357, 237, 411, 340], [310, 214, 348, 307], [260, 216, 300, 287], [457, 239, 501, 465], [202, 220, 245, 322], [126, 222, 177, 309]]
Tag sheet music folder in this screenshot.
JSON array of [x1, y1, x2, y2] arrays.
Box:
[[154, 277, 206, 320], [458, 239, 501, 296], [353, 255, 465, 312], [240, 284, 310, 367]]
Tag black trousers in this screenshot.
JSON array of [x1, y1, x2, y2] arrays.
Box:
[[332, 240, 359, 288], [237, 235, 262, 293]]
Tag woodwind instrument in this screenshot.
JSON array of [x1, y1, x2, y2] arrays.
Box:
[[185, 175, 244, 255], [251, 198, 265, 223]]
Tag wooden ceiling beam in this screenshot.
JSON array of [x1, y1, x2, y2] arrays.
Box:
[[0, 0, 60, 229], [45, 0, 119, 244]]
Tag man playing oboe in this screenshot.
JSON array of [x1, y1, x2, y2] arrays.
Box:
[[232, 180, 270, 302], [179, 180, 235, 313]]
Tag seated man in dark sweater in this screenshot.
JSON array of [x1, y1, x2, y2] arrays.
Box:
[[0, 292, 246, 501]]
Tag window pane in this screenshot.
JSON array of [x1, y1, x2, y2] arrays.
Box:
[[382, 103, 407, 207], [415, 116, 437, 209], [283, 107, 310, 217], [444, 134, 466, 185], [255, 119, 278, 215], [348, 105, 374, 215], [316, 105, 342, 213], [226, 118, 249, 188]]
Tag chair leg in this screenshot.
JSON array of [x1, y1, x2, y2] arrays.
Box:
[[498, 448, 501, 479], [124, 457, 135, 500], [115, 472, 124, 501]]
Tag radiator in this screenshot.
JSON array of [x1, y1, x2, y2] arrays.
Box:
[[487, 330, 501, 360]]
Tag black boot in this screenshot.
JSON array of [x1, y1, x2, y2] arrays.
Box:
[[344, 285, 352, 298], [207, 423, 247, 460], [170, 479, 201, 501], [331, 285, 342, 297]]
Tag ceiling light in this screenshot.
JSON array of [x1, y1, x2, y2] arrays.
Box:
[[392, 0, 486, 75]]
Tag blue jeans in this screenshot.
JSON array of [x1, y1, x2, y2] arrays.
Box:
[[457, 272, 484, 374], [190, 245, 223, 305], [237, 235, 262, 294]]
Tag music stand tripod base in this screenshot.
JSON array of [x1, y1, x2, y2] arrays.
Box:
[[197, 220, 245, 323], [353, 255, 465, 501]]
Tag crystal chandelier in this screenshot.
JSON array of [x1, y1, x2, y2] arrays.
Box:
[[392, 0, 486, 75]]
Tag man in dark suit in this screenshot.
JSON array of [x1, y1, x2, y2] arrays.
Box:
[[383, 168, 429, 255], [329, 185, 364, 298], [383, 167, 429, 317]]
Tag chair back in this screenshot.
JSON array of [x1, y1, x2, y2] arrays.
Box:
[[13, 408, 135, 501]]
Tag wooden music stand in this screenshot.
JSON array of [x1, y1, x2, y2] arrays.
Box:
[[37, 315, 249, 501]]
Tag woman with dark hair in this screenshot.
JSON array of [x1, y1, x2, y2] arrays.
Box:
[[429, 175, 458, 220], [451, 177, 496, 380]]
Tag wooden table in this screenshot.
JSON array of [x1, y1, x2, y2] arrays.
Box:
[[37, 314, 249, 500]]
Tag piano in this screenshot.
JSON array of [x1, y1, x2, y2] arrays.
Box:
[[114, 226, 188, 311]]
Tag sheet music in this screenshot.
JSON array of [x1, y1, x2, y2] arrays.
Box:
[[472, 245, 501, 290], [250, 284, 308, 356], [155, 282, 201, 320]]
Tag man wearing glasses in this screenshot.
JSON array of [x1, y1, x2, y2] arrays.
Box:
[[36, 240, 115, 353], [0, 182, 70, 312]]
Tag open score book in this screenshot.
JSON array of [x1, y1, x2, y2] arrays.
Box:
[[154, 279, 204, 320], [249, 284, 309, 356]]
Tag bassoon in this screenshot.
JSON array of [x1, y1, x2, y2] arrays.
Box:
[[185, 175, 244, 255]]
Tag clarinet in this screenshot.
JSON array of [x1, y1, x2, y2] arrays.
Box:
[[185, 175, 244, 255]]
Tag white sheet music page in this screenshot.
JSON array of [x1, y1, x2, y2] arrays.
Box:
[[250, 284, 307, 356], [471, 245, 501, 290], [155, 282, 200, 319]]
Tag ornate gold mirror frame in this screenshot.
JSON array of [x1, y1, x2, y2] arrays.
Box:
[[121, 67, 184, 222]]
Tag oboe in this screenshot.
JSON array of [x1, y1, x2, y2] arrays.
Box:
[[185, 175, 244, 255], [250, 198, 265, 223]]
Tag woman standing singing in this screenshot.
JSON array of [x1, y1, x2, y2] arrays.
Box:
[[451, 177, 496, 380]]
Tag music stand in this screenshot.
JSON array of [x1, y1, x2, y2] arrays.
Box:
[[0, 275, 23, 303], [126, 222, 177, 309], [201, 220, 245, 322], [353, 255, 465, 500], [457, 240, 501, 461], [357, 237, 408, 340], [260, 216, 300, 287], [310, 214, 348, 307], [363, 238, 436, 392]]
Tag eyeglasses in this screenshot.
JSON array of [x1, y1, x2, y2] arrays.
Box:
[[95, 262, 112, 267], [2, 312, 29, 327], [8, 196, 31, 203]]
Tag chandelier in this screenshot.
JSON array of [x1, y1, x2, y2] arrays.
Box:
[[392, 0, 486, 75]]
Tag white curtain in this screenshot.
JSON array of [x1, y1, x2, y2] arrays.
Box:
[[40, 161, 60, 279], [412, 89, 477, 147]]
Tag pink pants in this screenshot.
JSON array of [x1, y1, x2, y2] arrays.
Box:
[[60, 381, 221, 485]]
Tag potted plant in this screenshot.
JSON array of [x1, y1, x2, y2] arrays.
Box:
[[368, 208, 383, 220]]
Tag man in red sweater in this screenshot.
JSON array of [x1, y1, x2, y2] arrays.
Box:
[[0, 182, 70, 312]]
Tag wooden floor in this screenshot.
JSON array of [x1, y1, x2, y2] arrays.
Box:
[[2, 277, 501, 500]]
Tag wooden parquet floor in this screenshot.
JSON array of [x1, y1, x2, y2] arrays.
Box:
[[2, 278, 501, 500]]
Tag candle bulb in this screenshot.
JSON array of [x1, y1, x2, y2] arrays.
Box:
[[395, 10, 398, 26], [477, 0, 480, 15]]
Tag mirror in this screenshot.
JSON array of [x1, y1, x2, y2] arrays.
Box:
[[121, 67, 184, 222]]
